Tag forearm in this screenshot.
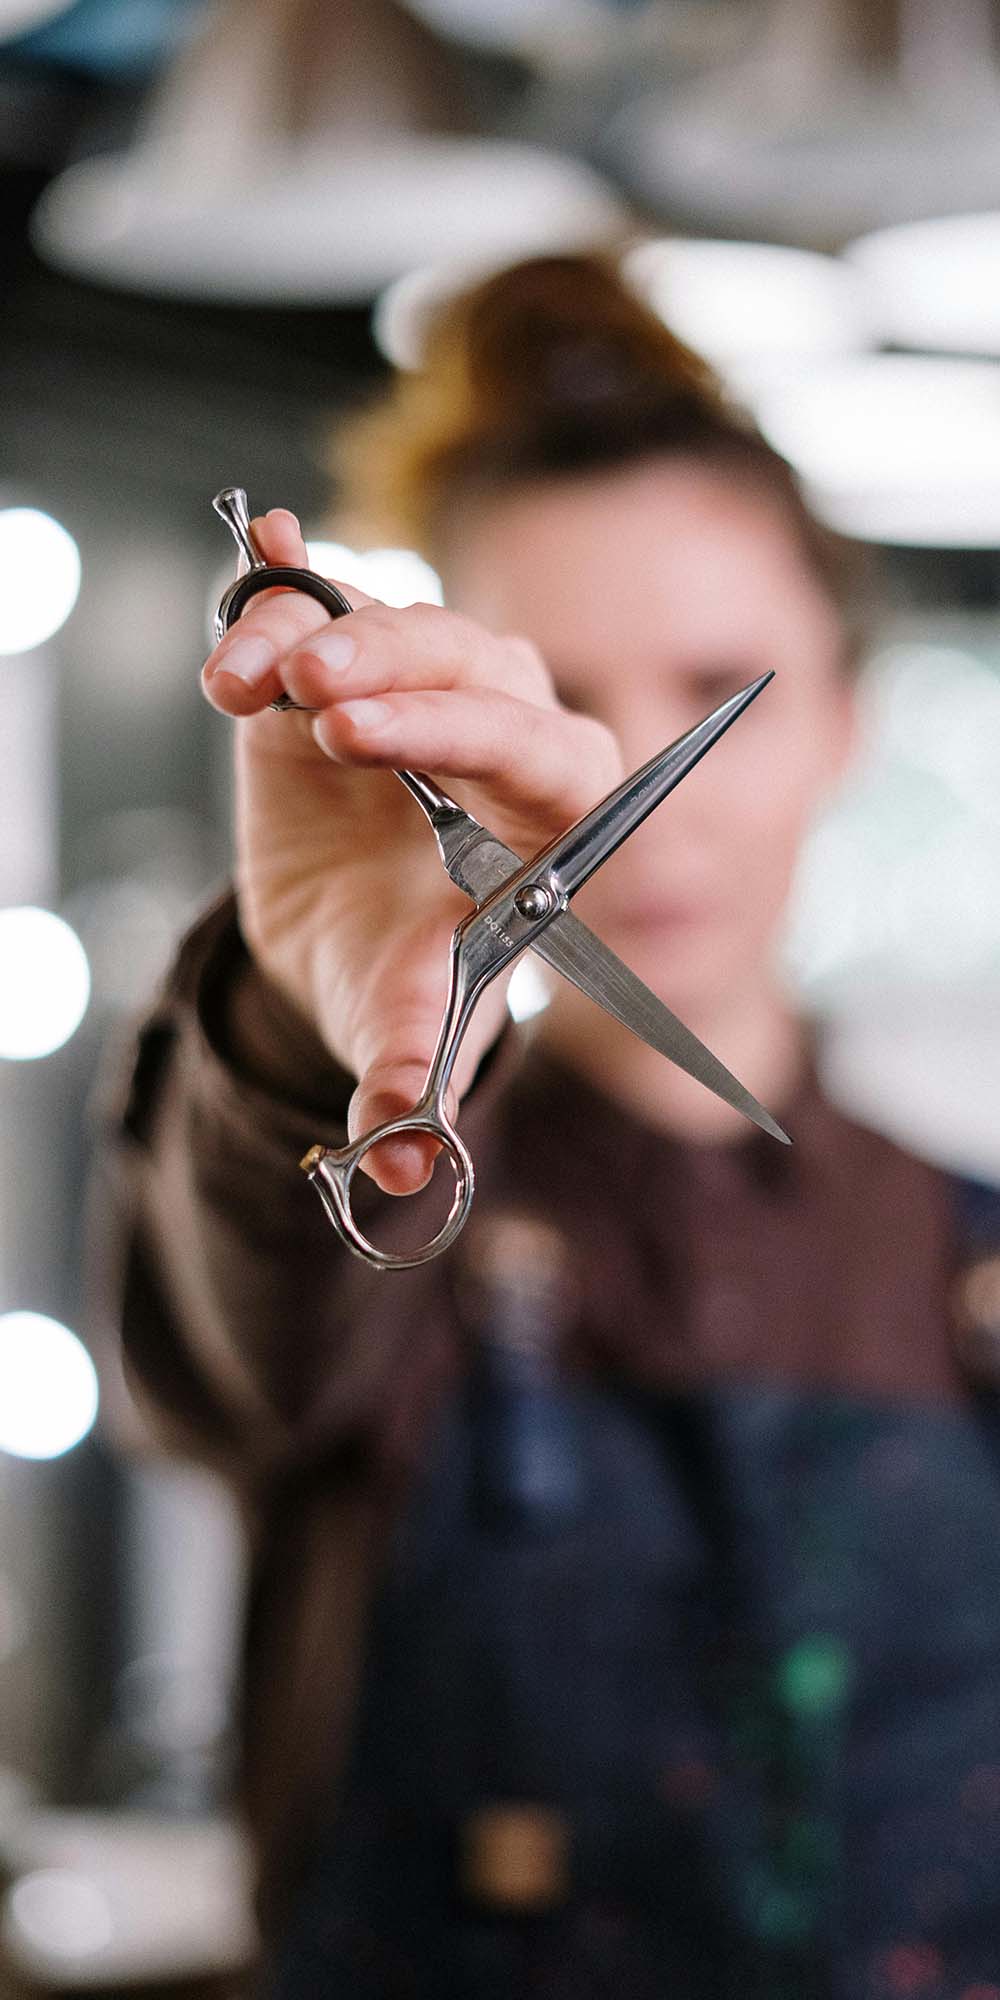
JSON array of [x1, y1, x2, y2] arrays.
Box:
[[87, 892, 516, 1484], [88, 894, 378, 1481]]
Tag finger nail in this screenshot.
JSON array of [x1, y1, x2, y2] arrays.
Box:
[[340, 698, 391, 732], [310, 631, 356, 672], [217, 635, 274, 686]]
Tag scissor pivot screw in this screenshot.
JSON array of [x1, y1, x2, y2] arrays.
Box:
[[514, 883, 554, 921]]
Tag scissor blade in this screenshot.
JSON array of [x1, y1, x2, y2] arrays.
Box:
[[539, 674, 773, 902], [439, 824, 789, 1145], [437, 822, 525, 902], [532, 910, 791, 1145]]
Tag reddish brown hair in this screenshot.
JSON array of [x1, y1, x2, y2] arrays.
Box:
[[333, 252, 871, 663]]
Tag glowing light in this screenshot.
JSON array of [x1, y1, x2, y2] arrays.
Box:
[[624, 238, 871, 386], [32, 140, 625, 303], [304, 540, 443, 608], [775, 1635, 853, 1718], [0, 907, 90, 1059], [374, 260, 495, 370], [0, 1313, 99, 1460], [6, 1870, 112, 1959], [376, 239, 871, 380], [752, 356, 1000, 546], [506, 957, 551, 1023], [0, 509, 80, 654], [847, 212, 1000, 356]]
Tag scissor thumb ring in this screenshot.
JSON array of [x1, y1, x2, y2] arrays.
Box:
[[301, 1103, 475, 1272]]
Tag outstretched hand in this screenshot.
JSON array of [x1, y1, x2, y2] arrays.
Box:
[[202, 508, 620, 1192]]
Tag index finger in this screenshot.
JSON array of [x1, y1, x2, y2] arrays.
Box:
[[204, 508, 377, 715]]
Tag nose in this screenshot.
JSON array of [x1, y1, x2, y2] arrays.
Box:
[[608, 690, 722, 841], [606, 686, 676, 773]]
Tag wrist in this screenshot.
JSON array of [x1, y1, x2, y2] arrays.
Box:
[[213, 925, 357, 1124]]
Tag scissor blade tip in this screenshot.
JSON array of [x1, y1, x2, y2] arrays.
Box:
[[753, 1107, 792, 1146], [739, 670, 774, 702]]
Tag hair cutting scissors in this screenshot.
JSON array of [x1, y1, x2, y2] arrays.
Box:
[[213, 486, 791, 1272]]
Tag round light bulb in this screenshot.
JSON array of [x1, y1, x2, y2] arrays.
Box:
[[752, 356, 1000, 546], [846, 212, 1000, 356], [0, 509, 81, 654], [0, 1314, 99, 1460], [0, 907, 90, 1059]]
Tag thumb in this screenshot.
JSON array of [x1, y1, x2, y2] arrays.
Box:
[[344, 973, 510, 1197], [348, 1056, 453, 1196]]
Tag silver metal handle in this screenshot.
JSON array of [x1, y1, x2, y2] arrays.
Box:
[[211, 486, 353, 701], [212, 485, 479, 1269], [300, 1111, 475, 1271]]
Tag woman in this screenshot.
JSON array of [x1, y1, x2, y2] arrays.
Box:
[[96, 255, 1000, 1998]]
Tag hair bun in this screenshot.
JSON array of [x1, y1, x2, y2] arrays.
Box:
[[331, 251, 868, 669], [431, 253, 720, 425]]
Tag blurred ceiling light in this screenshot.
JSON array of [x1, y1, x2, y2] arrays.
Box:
[[374, 239, 872, 379], [0, 1315, 99, 1460], [30, 0, 627, 301], [616, 94, 1000, 246], [0, 907, 90, 1059], [609, 1, 1000, 243], [0, 510, 80, 655], [374, 259, 496, 370], [845, 212, 1000, 356], [0, 0, 74, 36], [623, 239, 872, 385], [32, 140, 625, 303], [751, 357, 1000, 547]]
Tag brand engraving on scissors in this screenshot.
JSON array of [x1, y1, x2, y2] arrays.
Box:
[[483, 913, 515, 947]]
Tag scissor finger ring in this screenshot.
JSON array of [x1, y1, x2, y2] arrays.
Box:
[[212, 486, 351, 710]]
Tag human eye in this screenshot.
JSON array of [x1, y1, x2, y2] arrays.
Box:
[[551, 670, 598, 719], [682, 663, 766, 710]]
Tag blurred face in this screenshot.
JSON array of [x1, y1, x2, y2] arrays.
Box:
[[444, 457, 856, 1025]]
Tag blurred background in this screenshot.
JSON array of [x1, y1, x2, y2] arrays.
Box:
[[0, 0, 999, 1992]]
